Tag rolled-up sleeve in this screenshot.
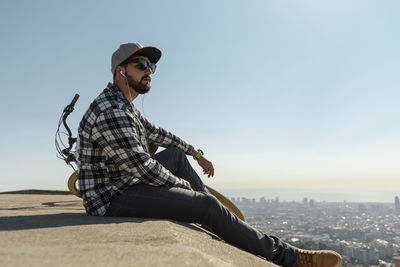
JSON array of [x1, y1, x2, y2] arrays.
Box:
[[93, 108, 192, 190]]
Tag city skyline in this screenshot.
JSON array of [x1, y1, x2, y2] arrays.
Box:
[[233, 195, 400, 266]]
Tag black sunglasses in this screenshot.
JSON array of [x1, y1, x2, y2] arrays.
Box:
[[125, 57, 157, 73]]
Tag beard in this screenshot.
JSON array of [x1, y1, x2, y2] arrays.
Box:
[[126, 74, 151, 94]]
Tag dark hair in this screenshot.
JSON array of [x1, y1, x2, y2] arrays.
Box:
[[113, 62, 127, 80], [113, 58, 139, 80]]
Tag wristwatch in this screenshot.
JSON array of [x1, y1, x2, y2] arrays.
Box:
[[193, 149, 204, 160]]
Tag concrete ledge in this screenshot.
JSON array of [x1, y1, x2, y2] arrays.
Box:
[[0, 194, 277, 266]]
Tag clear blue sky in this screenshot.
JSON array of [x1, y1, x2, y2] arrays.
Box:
[[0, 0, 399, 200]]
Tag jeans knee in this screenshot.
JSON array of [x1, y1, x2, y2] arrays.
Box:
[[166, 147, 186, 159], [203, 193, 222, 214], [198, 193, 226, 227]]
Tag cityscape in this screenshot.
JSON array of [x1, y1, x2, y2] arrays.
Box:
[[230, 195, 400, 267]]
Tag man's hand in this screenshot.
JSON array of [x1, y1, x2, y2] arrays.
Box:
[[197, 156, 214, 178]]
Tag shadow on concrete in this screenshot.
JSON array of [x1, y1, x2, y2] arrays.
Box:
[[0, 212, 220, 241], [41, 200, 82, 208], [0, 200, 83, 211], [0, 189, 71, 195]]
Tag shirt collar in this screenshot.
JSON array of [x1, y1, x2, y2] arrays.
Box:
[[107, 82, 130, 105]]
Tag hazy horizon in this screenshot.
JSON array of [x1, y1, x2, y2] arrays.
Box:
[[1, 186, 398, 204]]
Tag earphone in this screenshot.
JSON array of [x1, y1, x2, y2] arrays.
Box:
[[120, 70, 126, 77]]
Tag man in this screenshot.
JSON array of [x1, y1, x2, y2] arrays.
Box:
[[76, 42, 342, 267]]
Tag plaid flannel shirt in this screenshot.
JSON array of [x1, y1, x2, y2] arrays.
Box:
[[76, 83, 195, 216]]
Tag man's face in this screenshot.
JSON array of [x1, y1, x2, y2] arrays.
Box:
[[124, 56, 153, 94]]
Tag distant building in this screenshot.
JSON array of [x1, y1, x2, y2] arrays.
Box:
[[303, 197, 308, 206], [360, 249, 369, 264], [241, 197, 249, 204], [395, 196, 400, 215], [358, 203, 366, 211], [393, 251, 400, 267]]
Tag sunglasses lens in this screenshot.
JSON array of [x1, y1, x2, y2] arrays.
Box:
[[139, 63, 147, 70], [137, 58, 156, 73]]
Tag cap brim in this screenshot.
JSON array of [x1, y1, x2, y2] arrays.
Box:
[[124, 46, 162, 64]]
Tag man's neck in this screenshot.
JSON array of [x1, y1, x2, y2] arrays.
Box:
[[115, 79, 139, 103]]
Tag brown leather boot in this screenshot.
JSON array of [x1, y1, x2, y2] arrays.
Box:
[[293, 249, 342, 267]]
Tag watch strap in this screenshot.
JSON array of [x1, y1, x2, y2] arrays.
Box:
[[193, 149, 204, 160]]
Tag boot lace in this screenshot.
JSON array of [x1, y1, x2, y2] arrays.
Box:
[[296, 250, 315, 266]]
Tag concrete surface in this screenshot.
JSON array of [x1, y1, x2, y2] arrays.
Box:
[[0, 193, 277, 267]]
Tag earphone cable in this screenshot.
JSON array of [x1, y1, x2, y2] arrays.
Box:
[[141, 94, 146, 118]]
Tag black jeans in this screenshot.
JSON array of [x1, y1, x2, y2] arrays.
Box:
[[105, 147, 298, 267]]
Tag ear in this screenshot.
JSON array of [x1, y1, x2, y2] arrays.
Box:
[[115, 66, 128, 80], [116, 66, 124, 75], [114, 66, 124, 81]]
